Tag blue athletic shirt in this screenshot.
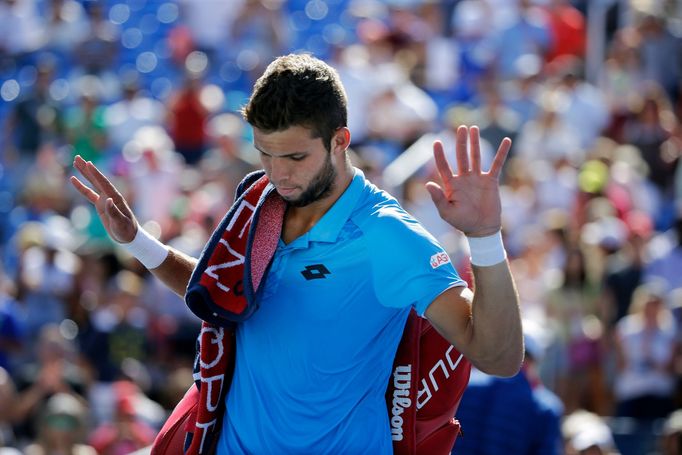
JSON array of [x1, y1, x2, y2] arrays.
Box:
[[218, 168, 465, 454]]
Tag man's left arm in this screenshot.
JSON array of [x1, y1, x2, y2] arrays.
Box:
[[425, 262, 521, 377], [423, 126, 523, 377]]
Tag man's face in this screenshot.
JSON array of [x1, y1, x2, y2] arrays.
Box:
[[254, 125, 338, 207]]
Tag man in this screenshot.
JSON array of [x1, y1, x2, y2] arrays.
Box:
[[71, 54, 522, 453]]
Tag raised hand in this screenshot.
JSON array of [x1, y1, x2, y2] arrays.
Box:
[[425, 126, 510, 237], [70, 155, 138, 243]]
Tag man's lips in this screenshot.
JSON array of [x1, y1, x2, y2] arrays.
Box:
[[276, 186, 297, 197]]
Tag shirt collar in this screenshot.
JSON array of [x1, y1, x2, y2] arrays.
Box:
[[305, 167, 365, 243]]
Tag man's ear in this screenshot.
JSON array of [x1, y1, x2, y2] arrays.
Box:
[[332, 127, 351, 154]]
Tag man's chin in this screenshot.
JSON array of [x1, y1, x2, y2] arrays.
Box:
[[278, 192, 305, 207], [286, 196, 312, 208]]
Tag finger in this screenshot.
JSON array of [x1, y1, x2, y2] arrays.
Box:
[[85, 161, 124, 203], [105, 198, 130, 225], [73, 156, 103, 193], [73, 154, 86, 169], [455, 125, 470, 174], [432, 140, 454, 198], [73, 155, 90, 179], [70, 176, 99, 205], [489, 137, 512, 179], [470, 126, 481, 173]]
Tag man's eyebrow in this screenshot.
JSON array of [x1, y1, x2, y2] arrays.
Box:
[[255, 145, 307, 158]]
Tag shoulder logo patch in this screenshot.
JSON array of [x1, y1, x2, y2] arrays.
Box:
[[430, 252, 451, 269]]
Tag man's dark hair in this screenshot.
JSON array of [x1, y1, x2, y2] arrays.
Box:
[[242, 54, 348, 151]]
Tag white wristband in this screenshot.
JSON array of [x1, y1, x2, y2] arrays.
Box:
[[466, 231, 507, 267], [118, 227, 169, 269]]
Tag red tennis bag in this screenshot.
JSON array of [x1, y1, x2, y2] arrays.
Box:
[[387, 309, 472, 454], [152, 310, 470, 454]]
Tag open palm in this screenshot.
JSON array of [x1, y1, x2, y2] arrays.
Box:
[[425, 126, 510, 237], [70, 155, 138, 243]]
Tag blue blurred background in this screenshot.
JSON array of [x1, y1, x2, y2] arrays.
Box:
[[0, 0, 681, 454]]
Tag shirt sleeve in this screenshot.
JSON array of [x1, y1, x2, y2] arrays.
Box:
[[366, 205, 466, 315]]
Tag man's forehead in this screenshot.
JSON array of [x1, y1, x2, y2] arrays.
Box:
[[253, 126, 320, 153]]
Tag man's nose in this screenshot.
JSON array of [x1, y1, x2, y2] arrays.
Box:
[[268, 158, 292, 183]]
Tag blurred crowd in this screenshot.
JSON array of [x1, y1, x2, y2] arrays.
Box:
[[0, 0, 681, 454]]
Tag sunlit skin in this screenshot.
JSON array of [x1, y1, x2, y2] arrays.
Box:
[[260, 139, 336, 207], [254, 125, 353, 242]]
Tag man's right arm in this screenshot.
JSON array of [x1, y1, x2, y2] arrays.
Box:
[[70, 155, 197, 297], [147, 247, 197, 297]]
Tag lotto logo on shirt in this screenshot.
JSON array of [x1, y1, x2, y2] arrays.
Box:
[[430, 252, 451, 269]]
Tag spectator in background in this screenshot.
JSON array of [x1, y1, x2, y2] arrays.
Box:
[[499, 157, 539, 257], [502, 54, 543, 126], [489, 0, 552, 81], [475, 83, 521, 155], [416, 0, 460, 104], [645, 214, 682, 291], [330, 44, 383, 148], [357, 19, 439, 160], [12, 324, 87, 445], [535, 159, 580, 217], [365, 67, 439, 156], [605, 143, 662, 226], [43, 0, 89, 58], [78, 270, 150, 425], [600, 212, 651, 328], [509, 224, 560, 325], [15, 221, 77, 339], [74, 1, 118, 77], [104, 74, 166, 154], [446, 0, 496, 105], [230, 0, 289, 83], [64, 80, 108, 164], [0, 0, 46, 63], [23, 393, 96, 455], [548, 247, 606, 415], [599, 31, 645, 143], [125, 126, 183, 232], [200, 112, 257, 206], [88, 380, 157, 455], [351, 10, 429, 144], [177, 0, 244, 64], [69, 250, 121, 328], [542, 0, 586, 64], [636, 12, 682, 106], [552, 60, 610, 151], [453, 321, 564, 455], [166, 72, 209, 166], [2, 58, 63, 190], [516, 96, 581, 163], [613, 282, 677, 420], [562, 410, 620, 455], [623, 84, 677, 203]]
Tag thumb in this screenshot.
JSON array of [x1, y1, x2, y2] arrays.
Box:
[[425, 182, 446, 206]]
